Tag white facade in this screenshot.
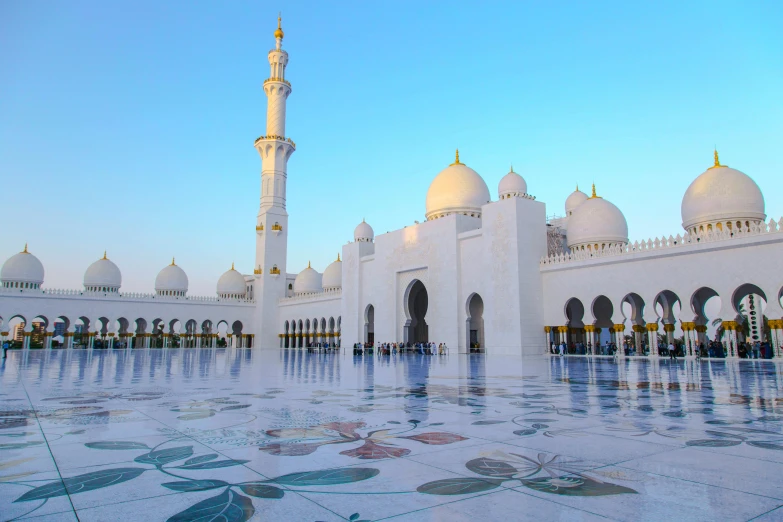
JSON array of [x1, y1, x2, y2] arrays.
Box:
[[2, 19, 783, 358]]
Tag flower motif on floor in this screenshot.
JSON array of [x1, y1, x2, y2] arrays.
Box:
[[260, 419, 467, 459], [417, 450, 638, 497]]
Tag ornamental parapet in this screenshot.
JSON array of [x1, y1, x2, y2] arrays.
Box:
[[254, 135, 296, 148], [0, 286, 254, 305], [540, 217, 783, 267], [279, 288, 342, 305], [263, 77, 291, 88]]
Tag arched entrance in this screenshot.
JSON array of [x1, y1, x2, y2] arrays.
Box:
[[466, 293, 484, 352], [404, 280, 428, 343], [364, 305, 374, 344]]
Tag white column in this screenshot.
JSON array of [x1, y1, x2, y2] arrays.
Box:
[[615, 325, 625, 357], [647, 325, 658, 357]]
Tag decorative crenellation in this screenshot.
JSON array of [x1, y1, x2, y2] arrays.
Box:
[[254, 135, 296, 148], [263, 77, 291, 87], [0, 286, 255, 304], [279, 288, 342, 304], [540, 217, 783, 266]]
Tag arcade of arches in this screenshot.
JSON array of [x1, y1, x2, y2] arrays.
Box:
[[0, 316, 252, 350], [546, 283, 783, 358], [281, 316, 341, 348]]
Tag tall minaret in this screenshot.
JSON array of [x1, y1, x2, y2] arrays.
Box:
[[253, 15, 295, 347]]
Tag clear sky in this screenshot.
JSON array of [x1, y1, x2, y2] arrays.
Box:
[[1, 0, 782, 295]]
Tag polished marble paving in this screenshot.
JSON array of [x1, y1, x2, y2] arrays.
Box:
[[1, 349, 782, 521]]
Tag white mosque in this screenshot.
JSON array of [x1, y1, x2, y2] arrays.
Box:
[[2, 18, 782, 358]]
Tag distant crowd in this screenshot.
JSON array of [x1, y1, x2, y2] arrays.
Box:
[[352, 342, 448, 356], [550, 339, 777, 359]]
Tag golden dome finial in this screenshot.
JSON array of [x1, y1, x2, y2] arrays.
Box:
[[591, 183, 597, 198], [510, 163, 514, 173], [450, 148, 463, 166], [171, 257, 176, 266], [231, 261, 235, 270], [337, 253, 341, 262], [307, 260, 311, 269], [22, 243, 28, 253], [576, 183, 579, 192], [274, 13, 284, 39], [103, 250, 107, 260], [712, 148, 722, 168]]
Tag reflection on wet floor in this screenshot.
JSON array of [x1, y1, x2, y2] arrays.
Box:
[[1, 349, 782, 521]]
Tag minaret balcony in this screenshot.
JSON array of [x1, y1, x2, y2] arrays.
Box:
[[271, 223, 283, 235], [254, 135, 296, 149], [256, 224, 264, 235], [253, 266, 263, 275], [269, 266, 281, 277], [263, 77, 291, 87]]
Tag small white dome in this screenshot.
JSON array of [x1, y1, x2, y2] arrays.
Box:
[[565, 186, 589, 216], [216, 264, 247, 298], [425, 151, 491, 220], [1, 245, 44, 288], [498, 167, 527, 198], [681, 152, 765, 232], [84, 253, 121, 291], [322, 254, 342, 290], [566, 186, 628, 249], [354, 219, 374, 242], [155, 259, 188, 296], [294, 263, 322, 295]]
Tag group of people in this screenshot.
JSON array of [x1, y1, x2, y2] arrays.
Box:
[[305, 341, 338, 353], [552, 338, 778, 360], [352, 342, 448, 356]]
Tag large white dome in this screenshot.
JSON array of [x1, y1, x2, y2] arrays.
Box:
[[565, 186, 589, 216], [498, 167, 527, 199], [322, 254, 342, 290], [1, 245, 44, 289], [425, 151, 491, 220], [294, 263, 322, 295], [354, 220, 374, 242], [216, 264, 247, 298], [566, 186, 628, 250], [681, 152, 765, 232], [155, 259, 188, 296], [84, 253, 121, 292]]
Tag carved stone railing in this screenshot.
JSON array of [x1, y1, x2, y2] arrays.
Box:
[[0, 287, 254, 304], [540, 217, 783, 267], [279, 288, 342, 305]]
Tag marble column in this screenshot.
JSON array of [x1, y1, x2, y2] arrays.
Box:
[[544, 326, 552, 354], [646, 323, 659, 357], [584, 325, 595, 355], [632, 325, 644, 355], [614, 324, 625, 357]]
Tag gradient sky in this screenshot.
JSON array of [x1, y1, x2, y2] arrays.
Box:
[[2, 0, 782, 296]]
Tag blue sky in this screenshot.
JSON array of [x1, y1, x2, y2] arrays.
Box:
[[1, 0, 781, 295]]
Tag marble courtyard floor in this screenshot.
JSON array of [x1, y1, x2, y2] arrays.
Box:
[[1, 350, 782, 521]]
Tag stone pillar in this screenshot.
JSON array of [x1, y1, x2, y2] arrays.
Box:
[[723, 321, 738, 358], [614, 324, 625, 357], [44, 331, 53, 350], [108, 333, 115, 349], [22, 330, 30, 350], [646, 323, 659, 357], [632, 325, 644, 355], [87, 332, 95, 349], [769, 320, 782, 358], [663, 323, 675, 344], [584, 325, 595, 355], [681, 322, 692, 356], [544, 327, 552, 354]]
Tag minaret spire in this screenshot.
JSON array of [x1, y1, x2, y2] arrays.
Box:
[[253, 15, 295, 348]]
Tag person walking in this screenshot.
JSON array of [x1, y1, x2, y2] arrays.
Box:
[[668, 341, 677, 361]]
